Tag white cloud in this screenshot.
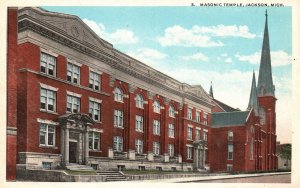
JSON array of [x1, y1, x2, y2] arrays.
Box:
[[157, 24, 256, 47], [192, 24, 256, 38], [110, 29, 138, 44], [157, 25, 223, 47], [181, 52, 209, 62], [221, 53, 228, 57], [83, 18, 138, 44], [224, 57, 232, 64], [127, 48, 167, 68], [235, 50, 291, 66], [83, 18, 105, 36]]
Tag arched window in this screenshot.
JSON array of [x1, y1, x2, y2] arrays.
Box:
[[114, 87, 124, 102], [169, 105, 175, 117], [136, 94, 144, 108], [259, 107, 265, 125], [153, 100, 160, 113]]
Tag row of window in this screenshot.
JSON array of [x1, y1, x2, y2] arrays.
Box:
[[41, 87, 101, 121], [39, 123, 101, 150], [42, 52, 208, 122], [40, 123, 194, 159], [187, 127, 208, 141], [187, 108, 208, 124], [114, 87, 178, 117], [41, 52, 101, 91]]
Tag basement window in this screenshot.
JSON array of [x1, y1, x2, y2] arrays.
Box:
[[138, 166, 146, 171], [42, 162, 52, 170]]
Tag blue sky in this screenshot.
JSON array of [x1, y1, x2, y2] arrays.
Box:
[[43, 6, 292, 143]]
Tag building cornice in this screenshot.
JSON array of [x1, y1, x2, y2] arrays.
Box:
[[17, 7, 213, 108]]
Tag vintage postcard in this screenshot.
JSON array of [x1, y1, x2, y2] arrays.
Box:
[[1, 0, 299, 187]]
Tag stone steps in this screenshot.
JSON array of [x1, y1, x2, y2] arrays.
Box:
[[97, 171, 127, 182]]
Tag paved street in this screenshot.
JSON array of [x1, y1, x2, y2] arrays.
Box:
[[193, 174, 291, 183], [138, 172, 291, 183]]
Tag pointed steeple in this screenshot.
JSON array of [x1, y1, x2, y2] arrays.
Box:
[[247, 71, 259, 115], [209, 81, 214, 99], [257, 10, 275, 97]]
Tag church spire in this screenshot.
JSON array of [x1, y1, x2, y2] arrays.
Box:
[[247, 71, 259, 115], [257, 9, 275, 97], [209, 81, 214, 99]]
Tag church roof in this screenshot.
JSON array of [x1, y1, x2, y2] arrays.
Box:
[[213, 98, 240, 112], [247, 71, 259, 115], [211, 111, 250, 128], [257, 10, 275, 97]]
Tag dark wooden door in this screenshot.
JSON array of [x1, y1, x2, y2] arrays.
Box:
[[69, 142, 77, 163]]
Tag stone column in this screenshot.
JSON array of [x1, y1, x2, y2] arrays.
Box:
[[199, 149, 203, 168], [193, 147, 199, 169], [64, 127, 69, 165], [60, 127, 65, 165], [84, 130, 89, 164], [78, 132, 83, 164], [202, 148, 206, 168]]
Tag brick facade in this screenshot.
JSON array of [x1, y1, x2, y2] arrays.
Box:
[[6, 7, 277, 180]]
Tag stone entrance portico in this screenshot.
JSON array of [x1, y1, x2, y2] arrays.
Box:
[[193, 140, 207, 170], [59, 113, 95, 166]]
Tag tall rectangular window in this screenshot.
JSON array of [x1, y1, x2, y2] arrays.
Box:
[[39, 123, 55, 146], [67, 95, 80, 113], [153, 120, 160, 135], [195, 129, 200, 140], [40, 52, 56, 76], [168, 144, 174, 157], [89, 132, 100, 150], [135, 115, 143, 132], [168, 124, 175, 138], [89, 71, 100, 91], [187, 108, 193, 120], [67, 62, 80, 84], [40, 88, 56, 112], [250, 138, 254, 160], [114, 110, 123, 128], [153, 142, 160, 155], [203, 113, 208, 125], [89, 101, 101, 121], [203, 131, 208, 141], [228, 144, 233, 160], [187, 127, 193, 140], [135, 139, 143, 154], [187, 146, 192, 159], [196, 111, 201, 122], [113, 136, 123, 152]]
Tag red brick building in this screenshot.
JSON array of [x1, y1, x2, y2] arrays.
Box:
[[6, 7, 277, 180], [209, 10, 278, 172], [6, 7, 214, 180]]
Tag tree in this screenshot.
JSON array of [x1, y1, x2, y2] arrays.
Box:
[[279, 144, 291, 169]]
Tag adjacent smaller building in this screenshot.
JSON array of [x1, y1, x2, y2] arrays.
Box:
[[276, 142, 291, 170]]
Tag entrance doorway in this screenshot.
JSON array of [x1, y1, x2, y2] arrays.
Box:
[[69, 142, 77, 163]]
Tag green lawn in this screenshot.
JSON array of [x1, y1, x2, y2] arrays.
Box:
[[64, 169, 97, 175]]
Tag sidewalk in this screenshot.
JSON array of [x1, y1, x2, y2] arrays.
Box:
[[133, 172, 291, 183]]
